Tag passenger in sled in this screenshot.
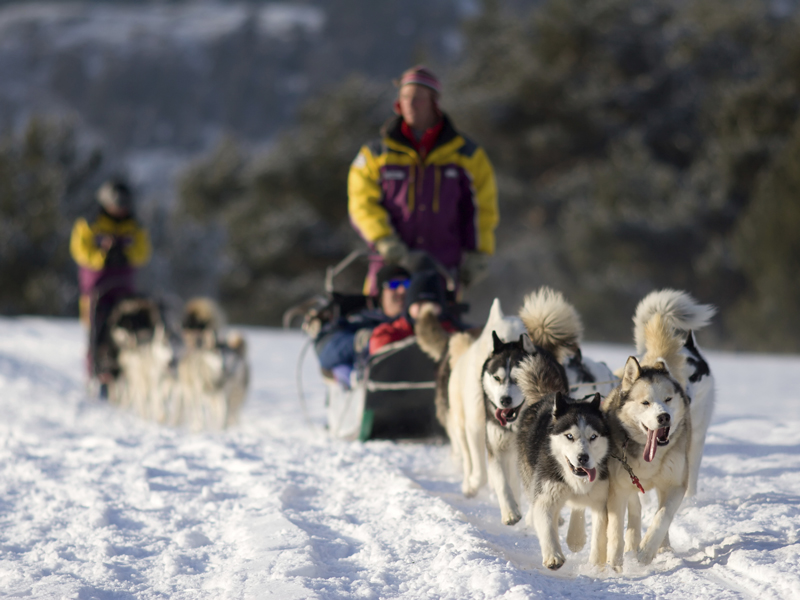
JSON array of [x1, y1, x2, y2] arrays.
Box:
[[315, 264, 411, 390], [318, 265, 466, 441], [69, 178, 152, 397]]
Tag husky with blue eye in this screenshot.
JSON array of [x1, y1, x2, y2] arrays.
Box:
[[516, 391, 611, 570], [480, 331, 567, 525]]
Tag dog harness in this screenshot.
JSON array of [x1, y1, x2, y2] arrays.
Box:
[[609, 438, 645, 494]]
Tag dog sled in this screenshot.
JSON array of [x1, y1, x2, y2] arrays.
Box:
[[286, 250, 461, 442]]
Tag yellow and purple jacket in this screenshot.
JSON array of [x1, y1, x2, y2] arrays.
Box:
[[69, 209, 151, 299], [348, 115, 498, 292]]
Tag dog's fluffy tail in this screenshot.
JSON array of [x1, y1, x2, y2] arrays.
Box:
[[519, 287, 582, 362], [633, 289, 715, 355], [517, 348, 569, 405], [415, 304, 451, 362], [641, 313, 687, 388]]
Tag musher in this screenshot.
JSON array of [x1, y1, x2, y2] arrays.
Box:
[[348, 66, 500, 296], [70, 178, 152, 388]]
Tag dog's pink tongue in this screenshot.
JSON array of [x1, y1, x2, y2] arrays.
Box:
[[643, 428, 658, 462], [585, 467, 597, 483], [495, 408, 508, 427]]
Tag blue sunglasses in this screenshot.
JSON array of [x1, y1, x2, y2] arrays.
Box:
[[383, 278, 410, 290]]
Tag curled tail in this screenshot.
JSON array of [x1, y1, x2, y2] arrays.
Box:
[[641, 313, 687, 388], [517, 348, 569, 405], [633, 289, 716, 355], [518, 287, 582, 362]]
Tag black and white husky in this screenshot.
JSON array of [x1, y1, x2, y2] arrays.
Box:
[[480, 332, 566, 525], [475, 286, 615, 526], [517, 392, 611, 570], [632, 289, 716, 497], [108, 297, 174, 422]]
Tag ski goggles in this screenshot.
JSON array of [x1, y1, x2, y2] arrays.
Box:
[[383, 278, 410, 290]]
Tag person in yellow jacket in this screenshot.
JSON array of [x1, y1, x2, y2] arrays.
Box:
[[348, 66, 499, 295], [70, 178, 151, 382]]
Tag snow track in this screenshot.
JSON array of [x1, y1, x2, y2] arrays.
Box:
[[1, 317, 799, 598]]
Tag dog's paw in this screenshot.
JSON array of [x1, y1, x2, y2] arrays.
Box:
[[543, 554, 566, 570], [637, 545, 657, 565], [566, 530, 586, 553], [462, 482, 478, 498], [502, 510, 521, 526], [463, 475, 484, 497]]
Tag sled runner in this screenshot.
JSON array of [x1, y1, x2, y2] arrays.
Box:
[[286, 250, 459, 442]]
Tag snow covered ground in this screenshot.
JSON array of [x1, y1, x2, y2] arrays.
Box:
[[1, 316, 799, 599]]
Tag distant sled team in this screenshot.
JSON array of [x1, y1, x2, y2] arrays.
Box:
[[99, 296, 249, 430], [418, 286, 715, 571]]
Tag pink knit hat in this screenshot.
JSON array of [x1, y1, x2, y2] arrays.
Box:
[[396, 66, 441, 96]]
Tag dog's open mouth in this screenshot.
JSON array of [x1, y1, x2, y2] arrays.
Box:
[[643, 426, 671, 462], [495, 406, 520, 427], [567, 459, 597, 483]]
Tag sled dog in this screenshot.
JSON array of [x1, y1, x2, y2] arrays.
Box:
[[176, 298, 249, 430], [518, 392, 610, 569], [479, 332, 568, 524], [474, 286, 584, 525], [108, 297, 174, 422], [604, 313, 691, 568], [632, 289, 716, 497], [433, 298, 528, 502]]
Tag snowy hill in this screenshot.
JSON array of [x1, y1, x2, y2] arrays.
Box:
[[1, 316, 799, 598]]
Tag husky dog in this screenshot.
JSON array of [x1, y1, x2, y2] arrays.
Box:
[[632, 289, 716, 497], [517, 392, 610, 570], [108, 297, 175, 422], [604, 313, 691, 568], [176, 298, 249, 430], [479, 332, 567, 525], [432, 298, 528, 502], [473, 286, 589, 526]]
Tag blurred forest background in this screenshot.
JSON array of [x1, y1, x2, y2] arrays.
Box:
[[2, 0, 799, 351]]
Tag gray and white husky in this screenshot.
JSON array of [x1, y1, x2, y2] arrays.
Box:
[[517, 392, 611, 570], [632, 289, 715, 497], [604, 313, 691, 568], [175, 298, 249, 430]]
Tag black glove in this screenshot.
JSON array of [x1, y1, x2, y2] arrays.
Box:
[[104, 239, 129, 268]]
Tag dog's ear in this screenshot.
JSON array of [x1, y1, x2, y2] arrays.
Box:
[[621, 356, 641, 392], [492, 330, 504, 354], [488, 298, 504, 323], [553, 391, 568, 419], [521, 333, 535, 353], [652, 358, 671, 375], [589, 392, 602, 411], [684, 330, 697, 351]]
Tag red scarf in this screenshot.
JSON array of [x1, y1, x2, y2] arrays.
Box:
[[400, 119, 444, 160]]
